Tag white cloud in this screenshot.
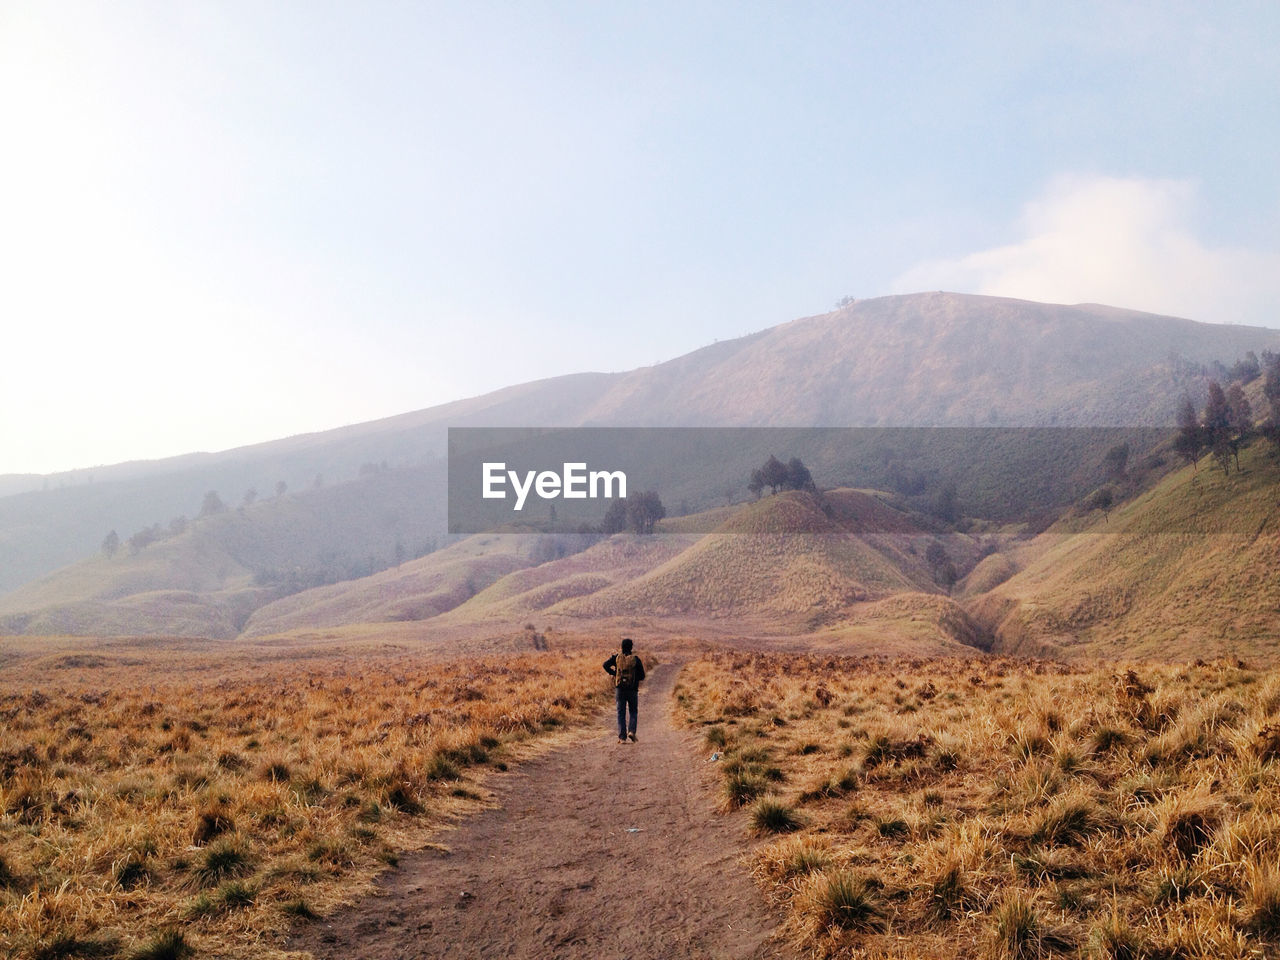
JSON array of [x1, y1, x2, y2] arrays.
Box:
[[893, 175, 1280, 327]]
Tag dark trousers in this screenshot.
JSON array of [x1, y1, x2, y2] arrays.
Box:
[[615, 685, 638, 738]]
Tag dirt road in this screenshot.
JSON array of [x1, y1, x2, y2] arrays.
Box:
[[289, 661, 794, 959]]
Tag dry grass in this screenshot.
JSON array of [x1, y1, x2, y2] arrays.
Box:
[[0, 639, 605, 959], [974, 441, 1280, 663], [677, 651, 1280, 959]]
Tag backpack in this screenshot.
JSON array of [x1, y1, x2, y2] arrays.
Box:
[[614, 653, 638, 688]]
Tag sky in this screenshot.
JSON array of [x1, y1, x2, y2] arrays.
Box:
[[1, 1, 1278, 476]]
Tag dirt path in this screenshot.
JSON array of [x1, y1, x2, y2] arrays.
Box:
[[289, 661, 795, 959]]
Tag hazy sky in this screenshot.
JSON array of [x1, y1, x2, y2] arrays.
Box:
[[2, 2, 1278, 475]]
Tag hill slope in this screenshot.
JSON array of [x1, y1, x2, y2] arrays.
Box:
[[968, 440, 1280, 661], [4, 291, 1278, 636], [244, 490, 990, 654]]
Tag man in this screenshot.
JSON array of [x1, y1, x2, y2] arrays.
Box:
[[603, 637, 645, 743]]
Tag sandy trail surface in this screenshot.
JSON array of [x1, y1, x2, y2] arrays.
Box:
[[289, 660, 794, 959]]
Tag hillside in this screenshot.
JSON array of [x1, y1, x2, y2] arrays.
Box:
[[969, 439, 1280, 661], [243, 490, 991, 654], [4, 291, 1278, 637], [0, 465, 446, 638]]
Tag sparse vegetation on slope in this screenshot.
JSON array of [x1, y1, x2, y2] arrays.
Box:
[[0, 640, 604, 958], [678, 651, 1280, 959], [972, 440, 1280, 661]]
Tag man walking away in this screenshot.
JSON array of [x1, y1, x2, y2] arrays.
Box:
[[603, 638, 645, 743]]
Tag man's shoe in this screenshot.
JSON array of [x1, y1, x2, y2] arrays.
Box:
[[628, 733, 637, 742], [618, 737, 627, 743]]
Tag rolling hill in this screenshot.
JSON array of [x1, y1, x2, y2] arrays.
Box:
[[239, 489, 991, 654], [3, 291, 1278, 642]]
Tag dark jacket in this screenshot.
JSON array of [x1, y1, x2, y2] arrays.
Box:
[[603, 653, 645, 688]]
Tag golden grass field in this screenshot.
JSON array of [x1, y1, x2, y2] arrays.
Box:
[[676, 651, 1280, 959], [0, 635, 606, 959]]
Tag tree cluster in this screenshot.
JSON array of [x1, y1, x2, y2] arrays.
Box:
[[1176, 380, 1254, 476], [924, 541, 957, 592], [747, 455, 815, 498], [601, 491, 666, 535], [1261, 352, 1280, 454]]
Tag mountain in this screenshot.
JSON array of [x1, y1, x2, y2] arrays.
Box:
[[3, 292, 1278, 639]]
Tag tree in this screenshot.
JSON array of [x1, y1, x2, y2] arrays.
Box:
[[199, 490, 226, 517], [1265, 352, 1280, 421], [602, 499, 628, 535], [242, 488, 257, 507], [127, 524, 160, 555], [1262, 353, 1280, 453], [1089, 486, 1114, 516], [760, 455, 789, 494], [169, 516, 188, 536], [1102, 443, 1129, 482], [625, 491, 666, 534], [784, 457, 815, 492], [275, 480, 288, 498], [1226, 382, 1253, 471], [929, 482, 960, 524], [1174, 397, 1203, 470], [394, 538, 406, 567], [747, 470, 766, 499], [101, 529, 120, 558], [924, 541, 957, 593], [1202, 381, 1233, 476]]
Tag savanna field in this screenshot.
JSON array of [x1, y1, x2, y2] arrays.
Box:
[[0, 639, 604, 959], [677, 652, 1280, 960], [7, 638, 1280, 960]]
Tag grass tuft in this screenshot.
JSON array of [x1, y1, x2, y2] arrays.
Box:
[[722, 769, 767, 810], [804, 870, 884, 932], [128, 930, 193, 960], [190, 838, 252, 888], [749, 797, 803, 834]]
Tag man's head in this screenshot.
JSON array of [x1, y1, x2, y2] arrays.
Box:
[[621, 637, 633, 654]]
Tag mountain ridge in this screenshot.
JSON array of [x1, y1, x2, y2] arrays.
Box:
[[4, 291, 1278, 627]]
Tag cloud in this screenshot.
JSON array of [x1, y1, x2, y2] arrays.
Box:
[[893, 175, 1280, 327]]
